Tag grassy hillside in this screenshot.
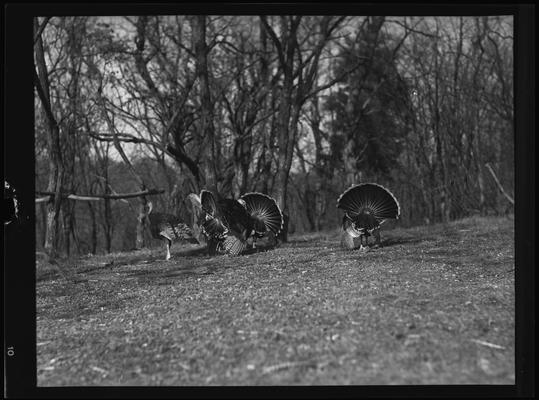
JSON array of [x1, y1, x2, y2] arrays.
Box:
[[36, 215, 515, 385]]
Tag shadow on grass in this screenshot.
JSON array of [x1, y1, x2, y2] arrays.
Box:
[[125, 243, 285, 284], [75, 245, 209, 274], [124, 263, 218, 285], [38, 234, 425, 285], [241, 243, 279, 255], [381, 236, 428, 247], [42, 242, 286, 287], [286, 237, 319, 245], [285, 236, 338, 248], [175, 245, 211, 257], [286, 231, 429, 251], [150, 241, 278, 260], [36, 270, 62, 282]]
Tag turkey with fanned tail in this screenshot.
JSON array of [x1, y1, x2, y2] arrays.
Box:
[[188, 190, 284, 256], [337, 183, 400, 250]]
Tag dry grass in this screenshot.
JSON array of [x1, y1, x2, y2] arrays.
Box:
[[36, 215, 515, 386]]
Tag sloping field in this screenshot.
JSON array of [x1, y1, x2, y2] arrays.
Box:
[[36, 216, 515, 385]]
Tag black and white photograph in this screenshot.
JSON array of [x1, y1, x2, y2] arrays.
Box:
[[3, 3, 535, 397]]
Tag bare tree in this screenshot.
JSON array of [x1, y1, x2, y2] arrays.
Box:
[[34, 17, 65, 259], [260, 16, 346, 230]]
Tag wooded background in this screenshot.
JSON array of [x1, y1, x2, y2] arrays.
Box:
[[33, 15, 514, 257]]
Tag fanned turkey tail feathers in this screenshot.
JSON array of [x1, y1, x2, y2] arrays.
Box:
[[198, 189, 229, 240], [337, 183, 400, 224], [202, 217, 228, 240], [200, 190, 218, 216], [240, 192, 284, 236]]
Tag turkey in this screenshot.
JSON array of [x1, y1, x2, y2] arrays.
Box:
[[189, 190, 284, 256], [146, 201, 199, 260], [337, 183, 400, 250]]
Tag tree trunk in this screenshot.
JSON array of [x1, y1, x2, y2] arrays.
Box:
[[104, 198, 113, 253], [34, 18, 64, 259], [87, 202, 97, 254], [40, 202, 47, 248], [62, 203, 71, 256], [432, 34, 451, 223], [191, 15, 217, 190]]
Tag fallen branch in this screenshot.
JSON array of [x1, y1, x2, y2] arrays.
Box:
[[485, 163, 514, 205], [261, 359, 325, 375], [470, 339, 506, 350], [262, 361, 308, 375], [35, 196, 52, 203], [90, 366, 109, 375], [92, 174, 131, 205], [35, 188, 165, 202]]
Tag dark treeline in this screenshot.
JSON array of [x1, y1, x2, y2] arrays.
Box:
[[34, 15, 514, 256]]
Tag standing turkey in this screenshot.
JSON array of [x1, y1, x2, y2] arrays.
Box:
[[189, 190, 284, 256], [337, 183, 400, 250], [146, 201, 198, 260]]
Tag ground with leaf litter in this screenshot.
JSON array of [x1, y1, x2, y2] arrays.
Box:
[[36, 215, 514, 385]]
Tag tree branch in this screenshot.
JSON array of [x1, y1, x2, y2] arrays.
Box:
[[260, 16, 286, 68], [96, 86, 147, 191], [485, 163, 514, 205], [36, 188, 165, 201], [33, 68, 59, 132], [89, 131, 166, 150], [301, 61, 363, 104], [166, 144, 200, 180], [33, 17, 52, 45]]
